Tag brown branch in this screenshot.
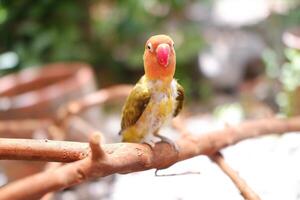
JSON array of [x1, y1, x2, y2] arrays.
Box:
[[40, 162, 62, 200], [0, 116, 298, 162], [210, 152, 261, 200], [47, 125, 65, 140], [67, 116, 99, 135], [56, 85, 132, 121], [0, 138, 89, 162], [89, 132, 104, 160], [64, 116, 106, 142], [40, 192, 54, 200], [0, 119, 52, 138], [172, 116, 191, 137], [173, 117, 261, 200], [40, 122, 67, 199], [0, 116, 299, 199]]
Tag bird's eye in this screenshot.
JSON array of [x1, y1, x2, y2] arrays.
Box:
[[172, 43, 174, 48], [147, 42, 153, 51]]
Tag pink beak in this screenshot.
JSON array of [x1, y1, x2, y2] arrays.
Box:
[[156, 43, 170, 67]]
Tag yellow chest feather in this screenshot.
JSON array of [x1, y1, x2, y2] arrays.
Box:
[[135, 80, 177, 136], [121, 79, 178, 142]]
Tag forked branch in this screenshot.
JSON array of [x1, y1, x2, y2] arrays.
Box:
[[0, 116, 299, 199]]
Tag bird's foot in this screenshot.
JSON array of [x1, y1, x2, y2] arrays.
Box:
[[141, 134, 179, 153], [156, 134, 179, 153], [141, 134, 160, 149]]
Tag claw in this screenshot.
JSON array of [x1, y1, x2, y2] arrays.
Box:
[[141, 133, 179, 152], [142, 140, 156, 149]]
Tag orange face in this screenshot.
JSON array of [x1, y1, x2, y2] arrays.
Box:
[[143, 35, 176, 82]]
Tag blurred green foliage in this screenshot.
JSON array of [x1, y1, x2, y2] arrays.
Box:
[[261, 4, 300, 116], [277, 48, 300, 116], [0, 0, 203, 96], [281, 49, 300, 92], [263, 45, 300, 116]]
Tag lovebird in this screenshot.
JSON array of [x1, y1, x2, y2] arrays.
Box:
[[120, 34, 184, 146]]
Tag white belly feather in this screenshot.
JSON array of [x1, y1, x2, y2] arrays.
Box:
[[135, 79, 178, 136]]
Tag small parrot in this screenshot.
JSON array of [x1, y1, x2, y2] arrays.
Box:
[[120, 34, 184, 146]]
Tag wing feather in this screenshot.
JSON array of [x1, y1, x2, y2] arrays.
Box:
[[120, 76, 150, 132], [173, 82, 184, 117]]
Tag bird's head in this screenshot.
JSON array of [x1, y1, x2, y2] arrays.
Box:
[[143, 34, 176, 82]]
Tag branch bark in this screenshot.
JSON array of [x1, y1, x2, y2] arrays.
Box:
[[0, 116, 299, 199], [0, 139, 89, 162], [0, 116, 298, 162]]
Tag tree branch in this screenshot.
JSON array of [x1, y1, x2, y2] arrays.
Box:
[[172, 117, 261, 200], [0, 116, 299, 199], [210, 152, 261, 200], [56, 85, 132, 121], [0, 139, 89, 162], [0, 119, 52, 138], [89, 132, 104, 160], [0, 116, 298, 162]]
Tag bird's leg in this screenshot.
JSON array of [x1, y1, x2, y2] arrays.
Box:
[[155, 132, 179, 152], [141, 134, 160, 149]]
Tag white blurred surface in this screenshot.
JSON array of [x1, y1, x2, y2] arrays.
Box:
[[213, 0, 269, 26], [112, 115, 300, 200], [199, 30, 265, 89]]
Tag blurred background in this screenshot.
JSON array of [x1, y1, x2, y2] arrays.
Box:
[[0, 0, 300, 200]]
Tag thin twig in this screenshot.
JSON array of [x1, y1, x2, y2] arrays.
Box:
[[89, 132, 105, 160], [47, 125, 65, 140], [173, 118, 262, 200], [65, 116, 106, 141], [67, 116, 99, 134], [155, 169, 200, 177], [210, 152, 261, 200]]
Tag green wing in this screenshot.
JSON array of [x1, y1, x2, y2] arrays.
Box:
[[173, 82, 184, 117], [120, 76, 151, 133]]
